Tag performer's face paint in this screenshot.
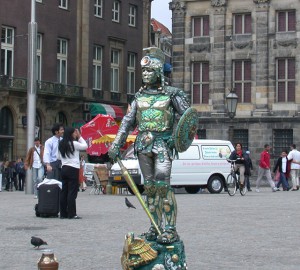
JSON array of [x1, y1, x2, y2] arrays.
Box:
[[142, 67, 157, 85]]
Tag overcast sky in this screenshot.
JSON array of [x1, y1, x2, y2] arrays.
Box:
[[151, 0, 172, 31]]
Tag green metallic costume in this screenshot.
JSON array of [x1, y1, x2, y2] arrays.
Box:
[[109, 47, 191, 245]]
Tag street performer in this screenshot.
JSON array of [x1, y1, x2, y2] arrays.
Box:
[[108, 47, 195, 245]]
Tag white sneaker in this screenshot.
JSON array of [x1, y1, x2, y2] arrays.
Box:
[[272, 188, 277, 192], [255, 188, 260, 193], [34, 195, 38, 199]]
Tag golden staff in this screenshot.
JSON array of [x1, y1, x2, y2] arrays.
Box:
[[116, 157, 162, 235]]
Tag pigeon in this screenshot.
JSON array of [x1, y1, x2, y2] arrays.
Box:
[[125, 197, 136, 209], [31, 236, 48, 249]]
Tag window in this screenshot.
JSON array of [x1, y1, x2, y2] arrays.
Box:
[[277, 10, 296, 32], [110, 49, 120, 92], [59, 0, 68, 9], [233, 13, 251, 34], [127, 53, 136, 94], [197, 129, 206, 139], [1, 26, 14, 77], [192, 62, 209, 104], [57, 38, 68, 84], [276, 58, 295, 102], [37, 34, 42, 81], [273, 129, 293, 157], [55, 111, 68, 126], [128, 5, 137, 27], [112, 1, 120, 22], [0, 107, 14, 160], [233, 60, 251, 103], [233, 129, 248, 150], [93, 45, 103, 90], [193, 16, 209, 37], [94, 0, 103, 18]]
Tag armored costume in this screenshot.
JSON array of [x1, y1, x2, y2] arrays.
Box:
[[109, 47, 192, 244]]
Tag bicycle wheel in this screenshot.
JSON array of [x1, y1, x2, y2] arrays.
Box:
[[239, 180, 247, 196], [226, 173, 237, 196]]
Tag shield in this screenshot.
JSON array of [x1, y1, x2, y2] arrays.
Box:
[[174, 107, 198, 152], [80, 114, 120, 156]]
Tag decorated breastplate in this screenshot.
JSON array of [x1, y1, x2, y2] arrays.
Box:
[[136, 93, 174, 132]]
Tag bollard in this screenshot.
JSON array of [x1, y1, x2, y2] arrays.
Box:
[[37, 249, 59, 270]]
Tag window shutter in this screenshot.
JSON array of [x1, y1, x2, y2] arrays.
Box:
[[203, 16, 209, 36], [288, 58, 295, 79], [235, 15, 242, 34], [193, 63, 200, 82], [288, 82, 295, 102], [277, 82, 285, 102], [244, 14, 252, 33], [193, 85, 200, 104], [278, 12, 286, 32], [193, 18, 200, 36], [202, 84, 209, 104], [288, 11, 296, 31]]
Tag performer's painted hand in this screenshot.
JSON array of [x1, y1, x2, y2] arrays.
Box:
[[108, 143, 120, 161]]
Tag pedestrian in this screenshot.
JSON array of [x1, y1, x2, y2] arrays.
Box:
[[43, 123, 64, 181], [228, 143, 249, 190], [24, 137, 45, 198], [255, 144, 277, 192], [273, 150, 291, 191], [245, 150, 253, 191], [287, 144, 300, 191], [5, 161, 17, 191], [79, 155, 87, 192], [15, 157, 26, 191], [58, 127, 88, 219]]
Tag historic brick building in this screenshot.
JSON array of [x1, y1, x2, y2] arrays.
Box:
[[170, 0, 300, 166], [0, 0, 152, 161]]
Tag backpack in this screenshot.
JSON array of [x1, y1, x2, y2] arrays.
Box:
[[18, 163, 25, 175]]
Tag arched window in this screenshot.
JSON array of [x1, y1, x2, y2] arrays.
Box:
[[0, 107, 14, 161], [55, 111, 68, 126]]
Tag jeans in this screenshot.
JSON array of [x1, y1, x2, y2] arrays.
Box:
[[276, 172, 290, 190], [32, 166, 44, 196]]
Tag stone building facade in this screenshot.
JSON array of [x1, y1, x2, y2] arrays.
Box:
[[0, 0, 151, 161], [170, 0, 300, 166]]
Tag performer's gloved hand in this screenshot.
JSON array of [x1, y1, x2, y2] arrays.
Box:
[[108, 143, 120, 161]]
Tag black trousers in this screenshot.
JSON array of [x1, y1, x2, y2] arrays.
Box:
[[18, 173, 25, 191], [60, 166, 79, 218]]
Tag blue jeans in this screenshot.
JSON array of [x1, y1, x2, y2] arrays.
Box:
[[32, 166, 45, 196], [276, 172, 290, 190]]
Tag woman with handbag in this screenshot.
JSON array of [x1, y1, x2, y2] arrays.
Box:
[[58, 127, 88, 219]]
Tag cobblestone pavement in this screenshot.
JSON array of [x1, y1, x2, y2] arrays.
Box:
[[0, 185, 300, 270]]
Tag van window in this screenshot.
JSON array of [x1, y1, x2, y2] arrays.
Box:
[[201, 145, 231, 160], [178, 145, 200, 160]]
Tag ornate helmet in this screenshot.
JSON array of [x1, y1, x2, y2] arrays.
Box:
[[141, 47, 165, 87]]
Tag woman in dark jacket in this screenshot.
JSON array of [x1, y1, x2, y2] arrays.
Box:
[[229, 143, 249, 189]]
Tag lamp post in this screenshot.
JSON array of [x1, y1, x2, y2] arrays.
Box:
[[225, 89, 238, 119]]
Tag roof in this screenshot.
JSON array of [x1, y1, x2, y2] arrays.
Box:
[[151, 18, 172, 36]]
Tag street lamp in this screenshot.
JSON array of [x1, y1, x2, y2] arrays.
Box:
[[225, 89, 238, 119]]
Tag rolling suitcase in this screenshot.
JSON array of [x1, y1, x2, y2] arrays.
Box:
[[36, 184, 60, 217]]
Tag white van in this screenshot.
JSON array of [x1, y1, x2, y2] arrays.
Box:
[[110, 139, 234, 194]]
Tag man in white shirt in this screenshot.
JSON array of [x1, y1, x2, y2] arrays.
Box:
[[287, 144, 300, 191], [25, 137, 44, 198], [43, 123, 64, 181]]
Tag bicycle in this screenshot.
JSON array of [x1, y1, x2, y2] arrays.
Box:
[[226, 159, 247, 196]]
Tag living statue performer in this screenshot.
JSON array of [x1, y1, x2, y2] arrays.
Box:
[[109, 47, 196, 270]]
